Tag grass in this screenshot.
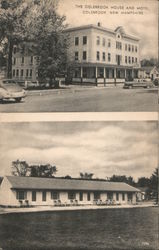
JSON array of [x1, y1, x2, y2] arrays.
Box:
[[0, 207, 158, 250]]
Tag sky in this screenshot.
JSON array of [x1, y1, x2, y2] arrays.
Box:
[[58, 0, 158, 59], [0, 121, 157, 181]]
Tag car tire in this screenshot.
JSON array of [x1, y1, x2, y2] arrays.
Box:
[[15, 97, 22, 103]]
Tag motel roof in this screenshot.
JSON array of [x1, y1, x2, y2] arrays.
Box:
[[6, 176, 139, 192], [64, 24, 139, 41]]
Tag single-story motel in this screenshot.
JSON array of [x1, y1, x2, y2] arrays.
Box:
[[0, 176, 140, 207]]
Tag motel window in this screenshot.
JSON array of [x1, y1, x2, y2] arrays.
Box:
[[96, 36, 100, 45], [135, 46, 137, 52], [108, 39, 111, 47], [96, 51, 100, 61], [87, 192, 91, 201], [16, 190, 27, 200], [75, 37, 79, 46], [107, 192, 113, 200], [132, 45, 134, 52], [116, 193, 119, 201], [21, 69, 23, 77], [128, 44, 131, 52], [83, 36, 87, 45], [135, 57, 137, 63], [12, 69, 15, 77], [68, 191, 76, 200], [108, 53, 111, 62], [128, 56, 131, 64], [128, 193, 133, 201], [102, 52, 105, 61], [125, 56, 127, 64], [75, 51, 79, 61], [125, 44, 127, 51], [132, 57, 134, 63], [94, 192, 100, 200], [42, 191, 46, 201], [13, 47, 17, 54], [16, 69, 19, 77], [30, 69, 32, 77], [26, 69, 29, 77], [32, 191, 36, 201], [79, 192, 83, 201], [83, 51, 87, 60], [116, 41, 122, 50], [51, 191, 59, 200], [102, 38, 106, 46], [13, 58, 16, 65], [30, 56, 33, 64], [21, 57, 24, 64], [122, 193, 125, 201]]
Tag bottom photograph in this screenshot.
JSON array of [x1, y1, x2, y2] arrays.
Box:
[[0, 121, 158, 250]]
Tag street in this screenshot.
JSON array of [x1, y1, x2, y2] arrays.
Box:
[[0, 87, 158, 112]]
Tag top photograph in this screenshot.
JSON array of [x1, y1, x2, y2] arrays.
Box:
[[0, 0, 158, 112]]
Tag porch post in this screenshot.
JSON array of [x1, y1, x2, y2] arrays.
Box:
[[124, 69, 127, 80], [95, 66, 98, 85], [132, 69, 134, 80], [114, 68, 116, 86], [80, 66, 83, 84], [104, 67, 106, 85]]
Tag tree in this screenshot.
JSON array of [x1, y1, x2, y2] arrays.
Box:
[[149, 168, 158, 203], [109, 175, 135, 186], [30, 164, 57, 178], [12, 159, 29, 176], [25, 0, 69, 86], [80, 172, 94, 180], [136, 177, 150, 187], [0, 0, 34, 78]]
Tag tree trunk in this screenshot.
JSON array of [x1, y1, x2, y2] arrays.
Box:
[[7, 39, 13, 79]]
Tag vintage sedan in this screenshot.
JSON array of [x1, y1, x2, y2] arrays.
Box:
[[0, 79, 26, 102]]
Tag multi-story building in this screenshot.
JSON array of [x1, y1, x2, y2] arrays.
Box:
[[12, 42, 39, 82], [65, 23, 140, 85]]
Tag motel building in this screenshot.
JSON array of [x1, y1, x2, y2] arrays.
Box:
[[65, 23, 140, 86], [0, 176, 140, 207]]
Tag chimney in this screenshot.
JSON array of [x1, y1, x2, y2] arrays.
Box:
[[97, 22, 101, 27]]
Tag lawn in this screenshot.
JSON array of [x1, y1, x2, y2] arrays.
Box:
[[0, 207, 158, 250]]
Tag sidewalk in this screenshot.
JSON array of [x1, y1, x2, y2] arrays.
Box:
[[0, 203, 157, 215]]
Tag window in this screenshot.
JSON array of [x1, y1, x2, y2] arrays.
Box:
[[125, 44, 127, 51], [12, 69, 15, 77], [135, 57, 137, 63], [68, 192, 76, 200], [13, 58, 16, 65], [51, 191, 59, 200], [96, 36, 100, 45], [16, 69, 19, 77], [132, 45, 134, 52], [75, 51, 79, 61], [32, 191, 36, 201], [116, 193, 119, 201], [128, 193, 133, 201], [94, 192, 100, 200], [96, 51, 100, 61], [26, 69, 29, 77], [13, 47, 17, 54], [30, 69, 32, 77], [108, 39, 111, 47], [79, 192, 83, 201], [135, 46, 137, 52], [83, 36, 87, 45], [87, 192, 91, 201], [30, 56, 33, 64], [107, 192, 113, 200], [21, 69, 23, 77], [16, 190, 27, 200], [128, 44, 131, 52], [122, 193, 125, 201], [102, 38, 106, 46], [116, 41, 122, 50], [83, 51, 87, 60], [132, 57, 134, 63], [108, 53, 111, 62], [128, 56, 131, 64], [22, 57, 24, 64], [42, 191, 46, 201], [125, 56, 127, 64], [102, 52, 105, 61], [75, 37, 79, 46]]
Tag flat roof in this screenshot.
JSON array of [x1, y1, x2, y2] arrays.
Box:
[[64, 24, 139, 41], [6, 176, 139, 192]]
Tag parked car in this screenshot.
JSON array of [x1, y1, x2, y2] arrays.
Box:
[[123, 81, 153, 89], [153, 77, 159, 86], [0, 79, 26, 102]]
